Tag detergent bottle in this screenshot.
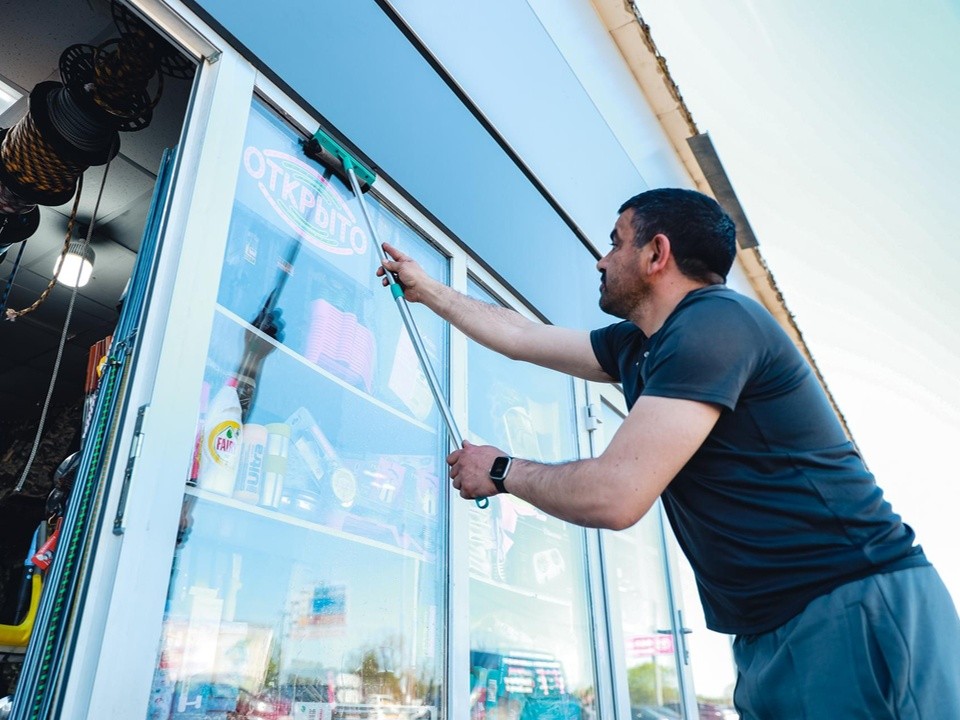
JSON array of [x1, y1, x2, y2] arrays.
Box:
[[197, 378, 243, 495]]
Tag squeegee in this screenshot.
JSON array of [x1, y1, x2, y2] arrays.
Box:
[[304, 128, 488, 509]]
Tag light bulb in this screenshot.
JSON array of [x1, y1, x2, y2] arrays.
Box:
[[53, 241, 95, 288]]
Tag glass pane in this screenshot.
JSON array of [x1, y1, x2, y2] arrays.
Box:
[[664, 529, 740, 720], [465, 279, 595, 720], [595, 398, 685, 720], [146, 99, 447, 720]]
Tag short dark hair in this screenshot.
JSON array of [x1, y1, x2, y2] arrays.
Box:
[[618, 188, 737, 282]]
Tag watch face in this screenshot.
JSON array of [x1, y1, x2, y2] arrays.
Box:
[[490, 456, 511, 479]]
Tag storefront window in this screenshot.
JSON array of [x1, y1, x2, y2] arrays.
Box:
[[465, 279, 596, 720], [594, 398, 684, 720], [146, 99, 448, 720], [666, 531, 740, 719]]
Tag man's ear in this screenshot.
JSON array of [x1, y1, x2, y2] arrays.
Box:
[[646, 233, 671, 273]]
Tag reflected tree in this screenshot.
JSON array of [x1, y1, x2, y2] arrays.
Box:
[[628, 662, 679, 707]]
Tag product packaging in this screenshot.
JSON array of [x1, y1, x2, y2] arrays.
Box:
[[387, 330, 434, 420], [287, 406, 350, 495], [288, 407, 333, 486], [260, 423, 290, 509], [187, 382, 211, 486], [304, 299, 375, 392], [235, 424, 267, 503]]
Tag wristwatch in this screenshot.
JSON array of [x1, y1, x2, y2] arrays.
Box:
[[489, 456, 513, 494]]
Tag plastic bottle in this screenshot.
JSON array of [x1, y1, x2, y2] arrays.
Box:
[[187, 382, 211, 487], [260, 423, 290, 509], [197, 378, 243, 495]]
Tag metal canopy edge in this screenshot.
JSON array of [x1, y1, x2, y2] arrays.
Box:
[[687, 133, 759, 249]]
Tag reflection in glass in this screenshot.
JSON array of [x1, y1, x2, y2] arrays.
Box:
[[465, 279, 596, 720], [666, 527, 740, 718], [147, 99, 447, 720], [595, 399, 685, 720]]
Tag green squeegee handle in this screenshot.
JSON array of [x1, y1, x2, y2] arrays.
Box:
[[311, 129, 489, 510]]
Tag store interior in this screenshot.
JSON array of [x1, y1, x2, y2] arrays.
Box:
[[0, 0, 194, 698]]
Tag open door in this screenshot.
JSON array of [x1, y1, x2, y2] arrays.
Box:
[[10, 146, 179, 720]]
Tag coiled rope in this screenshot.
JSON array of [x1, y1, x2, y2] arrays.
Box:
[[0, 109, 86, 200], [46, 88, 113, 154], [4, 174, 83, 321], [92, 34, 164, 122]]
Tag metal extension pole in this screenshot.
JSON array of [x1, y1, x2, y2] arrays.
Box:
[[342, 162, 488, 510]]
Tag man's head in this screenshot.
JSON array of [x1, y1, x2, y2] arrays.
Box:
[[597, 188, 737, 320], [618, 188, 737, 284]]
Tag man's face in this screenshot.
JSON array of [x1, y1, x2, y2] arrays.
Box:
[[596, 210, 650, 319]]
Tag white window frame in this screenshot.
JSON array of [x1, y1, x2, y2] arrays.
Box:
[[586, 381, 701, 720], [60, 3, 254, 716]]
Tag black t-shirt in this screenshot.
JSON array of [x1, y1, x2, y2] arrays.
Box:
[[590, 285, 926, 634]]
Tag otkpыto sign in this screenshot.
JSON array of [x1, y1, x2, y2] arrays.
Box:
[[242, 146, 369, 256]]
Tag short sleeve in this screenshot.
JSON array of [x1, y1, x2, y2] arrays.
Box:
[[590, 323, 623, 380], [591, 321, 645, 382], [642, 297, 764, 411]]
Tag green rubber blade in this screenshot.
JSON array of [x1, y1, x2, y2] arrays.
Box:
[[306, 127, 377, 188]]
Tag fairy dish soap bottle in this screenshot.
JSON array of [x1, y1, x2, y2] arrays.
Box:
[[197, 377, 243, 495]]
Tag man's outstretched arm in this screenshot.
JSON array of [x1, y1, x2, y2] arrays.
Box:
[[378, 242, 613, 382], [447, 395, 721, 529]]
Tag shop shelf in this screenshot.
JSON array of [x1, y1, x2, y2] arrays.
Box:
[[185, 486, 437, 564], [469, 574, 572, 607], [218, 305, 435, 431]]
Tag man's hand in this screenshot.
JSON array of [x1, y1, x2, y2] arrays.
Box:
[[377, 242, 438, 304], [447, 440, 508, 499], [446, 396, 720, 529]]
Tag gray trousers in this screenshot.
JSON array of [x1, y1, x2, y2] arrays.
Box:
[[732, 565, 960, 719]]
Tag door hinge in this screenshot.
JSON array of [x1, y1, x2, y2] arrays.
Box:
[[113, 404, 150, 535], [584, 403, 603, 432]]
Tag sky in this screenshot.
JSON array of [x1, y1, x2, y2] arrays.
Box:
[[633, 0, 960, 602]]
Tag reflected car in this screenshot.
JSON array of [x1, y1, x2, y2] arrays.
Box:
[[663, 702, 739, 720], [698, 702, 739, 719], [633, 705, 682, 720], [237, 691, 292, 720]]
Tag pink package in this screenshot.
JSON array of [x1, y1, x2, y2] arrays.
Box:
[[305, 299, 375, 392]]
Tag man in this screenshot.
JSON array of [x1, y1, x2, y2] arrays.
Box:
[[378, 188, 960, 719]]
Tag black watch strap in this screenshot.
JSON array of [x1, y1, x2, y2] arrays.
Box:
[[489, 455, 513, 494]]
